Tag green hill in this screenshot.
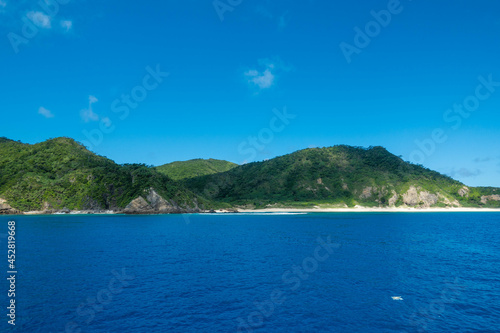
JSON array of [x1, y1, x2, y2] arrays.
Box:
[[1, 139, 498, 213], [184, 145, 500, 208], [0, 137, 209, 212], [156, 158, 237, 180]]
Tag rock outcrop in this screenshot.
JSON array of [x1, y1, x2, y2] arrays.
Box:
[[481, 195, 500, 204], [360, 187, 373, 199], [388, 191, 398, 206], [438, 193, 460, 207], [146, 189, 181, 213], [402, 186, 419, 206], [123, 196, 154, 214], [458, 186, 470, 198], [418, 191, 438, 207], [122, 188, 201, 214], [402, 186, 438, 207], [0, 198, 21, 215]]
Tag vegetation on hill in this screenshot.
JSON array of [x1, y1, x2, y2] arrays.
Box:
[[183, 145, 498, 208], [0, 137, 208, 211], [1, 138, 498, 212], [156, 159, 237, 180]]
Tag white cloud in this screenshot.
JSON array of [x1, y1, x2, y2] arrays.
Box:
[[245, 68, 275, 89], [244, 57, 291, 90], [27, 11, 52, 29], [60, 20, 72, 32], [80, 95, 99, 122], [38, 106, 54, 118]]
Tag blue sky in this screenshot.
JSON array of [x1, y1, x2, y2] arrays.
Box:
[[1, 0, 500, 186]]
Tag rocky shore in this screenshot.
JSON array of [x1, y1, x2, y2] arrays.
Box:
[[5, 206, 499, 216], [0, 188, 203, 216], [0, 198, 22, 215], [1, 186, 498, 216], [19, 208, 239, 215]]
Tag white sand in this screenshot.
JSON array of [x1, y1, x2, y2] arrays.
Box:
[[236, 207, 500, 213], [19, 207, 500, 215]]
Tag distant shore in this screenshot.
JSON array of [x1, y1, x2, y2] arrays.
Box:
[[236, 207, 500, 213], [6, 207, 499, 216]]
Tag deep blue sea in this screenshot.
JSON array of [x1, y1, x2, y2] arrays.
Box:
[[1, 212, 500, 333]]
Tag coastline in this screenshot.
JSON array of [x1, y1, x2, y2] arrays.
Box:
[[4, 207, 498, 216], [236, 207, 500, 213]]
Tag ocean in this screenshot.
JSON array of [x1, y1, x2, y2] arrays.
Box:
[[1, 212, 499, 332]]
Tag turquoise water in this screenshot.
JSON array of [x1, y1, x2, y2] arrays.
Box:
[[1, 212, 499, 332]]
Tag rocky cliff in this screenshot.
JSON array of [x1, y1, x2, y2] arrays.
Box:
[[122, 188, 202, 214]]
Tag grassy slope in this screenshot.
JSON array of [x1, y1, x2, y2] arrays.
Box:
[[156, 158, 237, 180], [184, 145, 496, 208], [0, 137, 209, 211]]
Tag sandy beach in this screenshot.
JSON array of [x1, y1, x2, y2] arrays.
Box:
[[235, 207, 500, 213], [15, 207, 500, 215]]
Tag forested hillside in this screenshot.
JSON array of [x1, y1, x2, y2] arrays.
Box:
[[184, 145, 499, 208], [156, 158, 237, 180], [0, 137, 207, 212]]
